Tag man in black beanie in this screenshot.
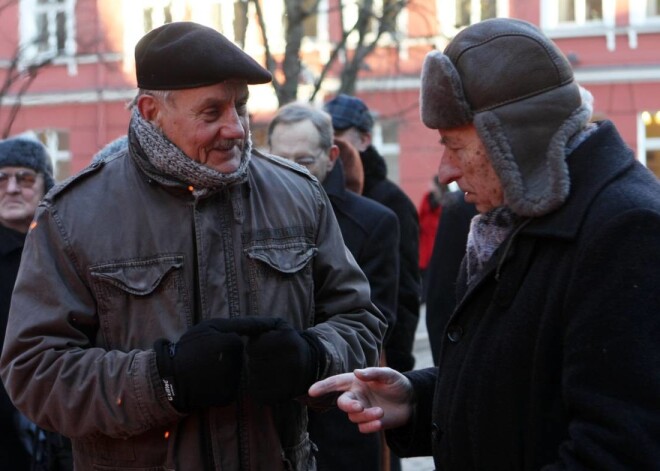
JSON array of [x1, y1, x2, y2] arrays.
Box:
[[311, 17, 660, 470], [0, 137, 73, 470], [0, 22, 386, 471]]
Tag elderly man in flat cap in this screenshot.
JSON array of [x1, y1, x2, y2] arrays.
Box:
[[311, 18, 660, 470], [0, 22, 385, 471]]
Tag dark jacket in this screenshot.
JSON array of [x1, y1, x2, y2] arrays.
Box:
[[309, 160, 399, 471], [388, 121, 660, 470], [361, 145, 421, 372], [0, 139, 386, 471], [424, 193, 477, 364], [0, 224, 31, 470]]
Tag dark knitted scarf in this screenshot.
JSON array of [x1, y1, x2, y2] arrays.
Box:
[[129, 107, 251, 198]]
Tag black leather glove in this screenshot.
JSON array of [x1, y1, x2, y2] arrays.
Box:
[[153, 318, 269, 412], [244, 319, 327, 404]]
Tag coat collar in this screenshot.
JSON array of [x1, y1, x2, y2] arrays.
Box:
[[322, 159, 349, 202], [522, 120, 634, 240], [0, 223, 26, 256]]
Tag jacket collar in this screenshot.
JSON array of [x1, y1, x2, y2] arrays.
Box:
[[522, 120, 634, 240]]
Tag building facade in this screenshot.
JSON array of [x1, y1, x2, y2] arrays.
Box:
[[1, 0, 659, 204]]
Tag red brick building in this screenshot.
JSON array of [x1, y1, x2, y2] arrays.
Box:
[[1, 0, 659, 205]]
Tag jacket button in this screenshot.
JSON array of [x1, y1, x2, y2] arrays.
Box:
[[447, 325, 463, 342]]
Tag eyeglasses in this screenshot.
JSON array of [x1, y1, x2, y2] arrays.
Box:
[[0, 170, 39, 190]]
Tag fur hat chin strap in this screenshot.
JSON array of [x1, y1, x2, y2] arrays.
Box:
[[419, 18, 591, 217]]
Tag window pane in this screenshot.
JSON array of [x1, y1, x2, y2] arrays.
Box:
[[481, 0, 497, 19], [302, 0, 318, 38], [455, 0, 470, 27], [56, 11, 66, 52], [163, 5, 172, 24], [36, 13, 49, 52], [143, 8, 153, 33], [234, 1, 248, 46], [646, 151, 660, 178], [648, 0, 660, 16], [558, 0, 575, 22], [586, 0, 602, 20]]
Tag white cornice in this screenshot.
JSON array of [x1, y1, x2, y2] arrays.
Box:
[[354, 65, 660, 91], [1, 88, 136, 106]]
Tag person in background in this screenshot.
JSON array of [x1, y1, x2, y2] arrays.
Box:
[[324, 94, 421, 375], [0, 136, 72, 471], [310, 18, 660, 470], [417, 175, 449, 303], [423, 191, 476, 364], [268, 102, 399, 471], [0, 22, 385, 471]]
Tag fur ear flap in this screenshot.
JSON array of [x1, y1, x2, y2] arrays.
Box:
[[420, 50, 473, 129]]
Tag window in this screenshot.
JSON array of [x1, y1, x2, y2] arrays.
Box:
[[558, 0, 603, 23], [641, 111, 660, 179], [32, 129, 71, 181], [436, 0, 507, 36], [541, 0, 615, 33], [142, 0, 172, 34], [630, 0, 660, 28], [373, 119, 401, 183], [454, 0, 497, 28], [20, 0, 76, 61]]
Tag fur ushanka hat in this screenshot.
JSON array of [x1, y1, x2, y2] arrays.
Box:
[[420, 18, 591, 217]]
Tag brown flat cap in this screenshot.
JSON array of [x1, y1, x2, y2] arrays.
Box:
[[135, 21, 272, 90]]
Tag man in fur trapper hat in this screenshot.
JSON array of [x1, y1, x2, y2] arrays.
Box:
[[310, 18, 660, 471], [1, 21, 386, 471]]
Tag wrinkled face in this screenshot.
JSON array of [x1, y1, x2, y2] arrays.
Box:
[[139, 81, 250, 174], [0, 166, 45, 233], [269, 119, 336, 183], [437, 124, 504, 213]]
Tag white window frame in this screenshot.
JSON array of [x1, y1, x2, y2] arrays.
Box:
[[19, 0, 76, 65], [435, 0, 508, 38]]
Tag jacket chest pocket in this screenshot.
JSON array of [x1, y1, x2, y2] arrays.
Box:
[[244, 240, 317, 326], [90, 255, 192, 350]]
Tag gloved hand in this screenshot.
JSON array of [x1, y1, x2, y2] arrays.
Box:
[[243, 319, 327, 404], [153, 317, 280, 412]]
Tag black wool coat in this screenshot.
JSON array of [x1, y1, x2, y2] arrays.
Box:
[[0, 224, 31, 470], [361, 145, 421, 372], [310, 159, 400, 471], [387, 121, 660, 470]]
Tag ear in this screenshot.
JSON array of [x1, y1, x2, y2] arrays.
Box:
[[137, 94, 161, 123], [327, 144, 339, 171]]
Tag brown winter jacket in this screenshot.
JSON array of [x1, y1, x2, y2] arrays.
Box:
[[0, 141, 386, 471]]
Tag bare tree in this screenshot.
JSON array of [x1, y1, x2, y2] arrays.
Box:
[[251, 0, 408, 106], [0, 45, 54, 138]]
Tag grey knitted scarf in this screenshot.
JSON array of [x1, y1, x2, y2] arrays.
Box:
[[129, 107, 251, 197]]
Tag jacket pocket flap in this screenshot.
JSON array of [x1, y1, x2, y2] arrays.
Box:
[[90, 257, 183, 295], [246, 245, 317, 274]]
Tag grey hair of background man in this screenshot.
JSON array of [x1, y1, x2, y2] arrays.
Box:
[[267, 102, 334, 152], [128, 89, 173, 109]]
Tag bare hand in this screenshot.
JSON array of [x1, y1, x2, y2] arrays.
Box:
[[308, 367, 414, 433]]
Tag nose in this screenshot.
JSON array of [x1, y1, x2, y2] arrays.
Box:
[[220, 107, 246, 140], [437, 148, 461, 185], [5, 175, 22, 193]]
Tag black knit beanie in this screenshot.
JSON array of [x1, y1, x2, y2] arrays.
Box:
[[0, 136, 55, 192]]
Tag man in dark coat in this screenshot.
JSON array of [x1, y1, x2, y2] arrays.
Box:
[[268, 102, 400, 471], [0, 136, 72, 471], [310, 18, 660, 470], [324, 94, 421, 374]]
